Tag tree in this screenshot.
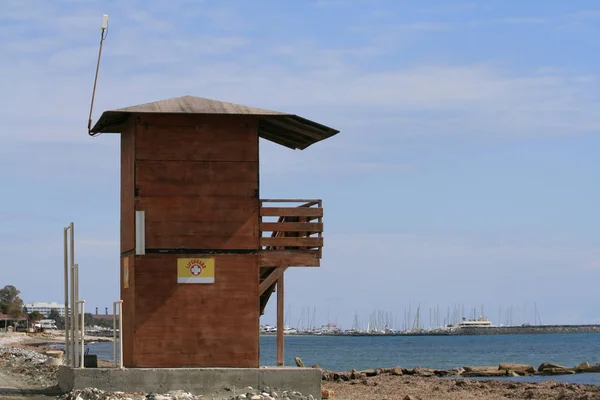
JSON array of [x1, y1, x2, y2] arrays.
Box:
[[47, 308, 65, 330], [28, 311, 44, 322], [0, 285, 24, 319]]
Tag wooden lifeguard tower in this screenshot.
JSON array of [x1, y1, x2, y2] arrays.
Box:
[[90, 96, 339, 368]]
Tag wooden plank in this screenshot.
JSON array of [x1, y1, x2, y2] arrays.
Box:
[[141, 207, 257, 223], [260, 199, 320, 203], [260, 237, 323, 247], [145, 220, 256, 237], [259, 267, 287, 295], [146, 234, 258, 250], [260, 250, 320, 267], [277, 274, 284, 366], [136, 160, 258, 183], [136, 181, 257, 197], [135, 117, 258, 162], [260, 207, 323, 217], [260, 222, 322, 232], [121, 129, 135, 254], [137, 196, 257, 210]]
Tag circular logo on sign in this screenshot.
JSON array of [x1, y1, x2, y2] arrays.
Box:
[[186, 259, 207, 276], [190, 264, 203, 276]]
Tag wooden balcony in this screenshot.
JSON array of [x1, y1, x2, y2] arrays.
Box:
[[259, 199, 323, 268]]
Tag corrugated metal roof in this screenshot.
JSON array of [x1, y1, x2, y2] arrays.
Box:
[[90, 95, 340, 150]]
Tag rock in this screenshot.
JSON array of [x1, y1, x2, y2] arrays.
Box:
[[462, 370, 507, 377], [507, 370, 520, 377], [250, 395, 261, 400], [375, 367, 384, 375], [412, 367, 435, 377], [311, 364, 320, 368], [321, 388, 334, 399], [582, 364, 600, 373], [44, 357, 62, 366], [294, 357, 304, 367], [538, 362, 568, 372], [403, 396, 418, 400], [463, 365, 499, 373], [391, 366, 403, 376], [575, 361, 591, 371], [499, 363, 536, 373], [540, 367, 576, 375], [359, 369, 378, 377]]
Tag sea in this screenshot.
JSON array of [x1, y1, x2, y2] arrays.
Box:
[[68, 333, 600, 386]]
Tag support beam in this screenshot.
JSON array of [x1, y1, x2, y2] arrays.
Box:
[[277, 273, 284, 366], [259, 267, 288, 295]]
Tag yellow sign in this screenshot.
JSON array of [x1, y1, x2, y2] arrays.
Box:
[[123, 257, 129, 289], [177, 258, 215, 284]]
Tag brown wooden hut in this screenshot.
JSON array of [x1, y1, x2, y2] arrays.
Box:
[[90, 95, 339, 368]]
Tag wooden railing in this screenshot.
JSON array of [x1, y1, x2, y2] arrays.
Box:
[[259, 199, 323, 267]]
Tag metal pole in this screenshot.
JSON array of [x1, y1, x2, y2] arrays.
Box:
[[118, 300, 123, 369], [113, 302, 117, 368], [69, 224, 75, 367], [77, 300, 85, 369], [73, 264, 79, 368], [113, 300, 124, 368], [63, 226, 70, 366]]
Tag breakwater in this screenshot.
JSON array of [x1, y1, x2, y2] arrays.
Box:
[[262, 325, 600, 337]]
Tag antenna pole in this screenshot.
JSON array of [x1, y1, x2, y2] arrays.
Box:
[[88, 15, 109, 136]]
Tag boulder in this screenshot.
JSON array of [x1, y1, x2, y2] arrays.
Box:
[[498, 363, 536, 374], [538, 362, 568, 372], [391, 366, 403, 376], [574, 361, 590, 371], [463, 366, 499, 373], [582, 364, 600, 373], [462, 370, 507, 377], [412, 367, 435, 377], [321, 388, 334, 399], [359, 369, 378, 377], [540, 368, 576, 375], [44, 350, 64, 359], [294, 357, 304, 367]]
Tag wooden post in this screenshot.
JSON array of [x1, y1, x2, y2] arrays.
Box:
[[276, 273, 284, 366]]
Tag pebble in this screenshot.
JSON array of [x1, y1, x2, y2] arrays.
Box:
[[62, 386, 313, 400]]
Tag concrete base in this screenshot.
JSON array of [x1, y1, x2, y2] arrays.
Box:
[[58, 366, 321, 398]]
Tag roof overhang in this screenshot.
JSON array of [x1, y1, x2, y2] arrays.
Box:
[[89, 96, 340, 150]]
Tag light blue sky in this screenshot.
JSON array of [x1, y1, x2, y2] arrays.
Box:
[[1, 1, 599, 328]]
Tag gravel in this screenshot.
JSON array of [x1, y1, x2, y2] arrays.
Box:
[[0, 345, 59, 387], [60, 387, 314, 400]]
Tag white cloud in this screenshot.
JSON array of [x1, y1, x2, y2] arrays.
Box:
[[1, 1, 599, 148]]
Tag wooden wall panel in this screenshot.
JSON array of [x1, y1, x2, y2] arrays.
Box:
[[133, 113, 259, 251], [135, 115, 258, 162], [131, 254, 259, 367], [136, 161, 257, 183], [121, 127, 135, 254]]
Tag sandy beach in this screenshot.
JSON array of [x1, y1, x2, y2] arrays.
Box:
[[2, 332, 600, 399]]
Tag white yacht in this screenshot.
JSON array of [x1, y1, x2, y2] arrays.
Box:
[[456, 316, 494, 328]]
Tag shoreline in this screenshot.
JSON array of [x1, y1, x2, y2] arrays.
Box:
[[2, 333, 600, 399], [261, 324, 600, 337]]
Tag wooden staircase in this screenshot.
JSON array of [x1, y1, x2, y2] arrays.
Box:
[[259, 200, 323, 314]]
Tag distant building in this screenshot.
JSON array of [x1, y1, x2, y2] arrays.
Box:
[[23, 302, 67, 317], [93, 306, 115, 321]]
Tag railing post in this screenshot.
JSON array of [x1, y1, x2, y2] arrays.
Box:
[[76, 300, 85, 368], [113, 300, 123, 369], [72, 264, 79, 367], [63, 224, 71, 366]]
